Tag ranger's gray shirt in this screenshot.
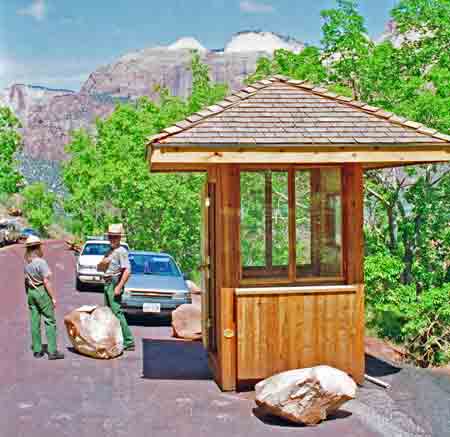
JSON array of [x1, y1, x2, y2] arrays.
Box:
[[24, 257, 51, 288], [104, 246, 130, 278]]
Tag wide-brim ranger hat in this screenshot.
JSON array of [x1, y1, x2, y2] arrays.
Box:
[[25, 235, 42, 247], [107, 223, 125, 237]]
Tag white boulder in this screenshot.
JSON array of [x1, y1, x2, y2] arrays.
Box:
[[255, 365, 357, 426], [172, 300, 202, 340], [64, 305, 124, 359]]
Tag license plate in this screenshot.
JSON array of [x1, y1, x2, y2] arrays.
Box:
[[143, 303, 161, 313]]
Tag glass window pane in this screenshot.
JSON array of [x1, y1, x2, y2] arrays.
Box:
[[295, 171, 311, 267], [240, 171, 289, 278], [296, 168, 342, 278], [271, 172, 289, 267], [240, 172, 266, 267]]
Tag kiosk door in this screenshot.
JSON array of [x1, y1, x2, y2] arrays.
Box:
[[200, 181, 217, 351]]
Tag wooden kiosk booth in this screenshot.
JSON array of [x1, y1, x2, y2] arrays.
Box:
[[147, 76, 450, 391]]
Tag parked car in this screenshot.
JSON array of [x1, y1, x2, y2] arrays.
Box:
[[121, 251, 191, 316], [75, 239, 129, 291], [19, 227, 40, 240], [0, 219, 21, 247]]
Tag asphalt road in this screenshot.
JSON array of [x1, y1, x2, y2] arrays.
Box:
[[1, 240, 449, 437]]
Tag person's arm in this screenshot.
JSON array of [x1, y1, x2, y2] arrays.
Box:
[[43, 275, 57, 307], [39, 259, 56, 306], [114, 268, 130, 296]]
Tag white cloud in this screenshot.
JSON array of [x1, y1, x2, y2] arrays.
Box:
[[240, 0, 275, 13], [17, 0, 47, 22]]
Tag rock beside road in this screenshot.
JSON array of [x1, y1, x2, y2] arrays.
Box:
[[64, 305, 124, 359], [172, 303, 202, 340], [255, 365, 357, 426], [172, 284, 202, 341]]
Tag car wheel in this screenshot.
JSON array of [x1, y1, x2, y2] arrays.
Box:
[[76, 278, 85, 292]]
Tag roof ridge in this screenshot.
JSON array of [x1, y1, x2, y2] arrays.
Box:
[[148, 75, 450, 145]]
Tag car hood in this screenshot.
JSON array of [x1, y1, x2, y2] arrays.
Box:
[[125, 274, 188, 293], [78, 255, 104, 266]]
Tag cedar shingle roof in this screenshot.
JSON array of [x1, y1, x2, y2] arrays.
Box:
[[149, 75, 450, 148]]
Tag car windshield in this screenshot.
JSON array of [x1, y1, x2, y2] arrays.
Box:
[[82, 243, 128, 256], [129, 254, 181, 277]]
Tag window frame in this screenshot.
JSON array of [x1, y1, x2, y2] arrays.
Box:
[[238, 165, 345, 287]]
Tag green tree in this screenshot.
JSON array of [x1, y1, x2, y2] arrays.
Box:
[[188, 52, 228, 113], [22, 183, 56, 234], [0, 107, 23, 194], [63, 53, 227, 273], [321, 0, 372, 98], [392, 0, 450, 69], [246, 47, 327, 84]]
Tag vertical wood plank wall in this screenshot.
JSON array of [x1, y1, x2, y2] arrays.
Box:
[[235, 286, 364, 384]]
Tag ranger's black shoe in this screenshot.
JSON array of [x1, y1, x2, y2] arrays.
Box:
[[48, 351, 65, 360], [124, 344, 135, 352], [33, 351, 45, 358]]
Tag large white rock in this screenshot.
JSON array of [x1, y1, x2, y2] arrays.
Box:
[[255, 365, 357, 426], [64, 306, 124, 359]]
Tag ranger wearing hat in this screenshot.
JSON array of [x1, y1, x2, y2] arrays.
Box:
[[24, 236, 64, 359], [98, 224, 135, 351]]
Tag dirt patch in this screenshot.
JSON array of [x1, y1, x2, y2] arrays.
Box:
[[364, 336, 407, 364]]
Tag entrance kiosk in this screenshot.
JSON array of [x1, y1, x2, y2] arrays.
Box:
[[147, 75, 450, 391]]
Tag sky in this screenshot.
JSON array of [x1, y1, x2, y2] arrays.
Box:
[[0, 0, 399, 91]]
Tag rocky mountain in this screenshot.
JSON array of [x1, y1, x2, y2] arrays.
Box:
[[0, 84, 116, 160], [376, 20, 422, 48], [2, 31, 305, 161], [0, 84, 74, 120]]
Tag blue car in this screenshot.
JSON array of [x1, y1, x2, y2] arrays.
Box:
[[121, 251, 191, 315]]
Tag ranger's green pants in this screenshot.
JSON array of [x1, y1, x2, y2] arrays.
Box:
[[27, 285, 57, 354], [104, 280, 135, 348]]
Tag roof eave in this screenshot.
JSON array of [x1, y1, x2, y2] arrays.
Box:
[[154, 142, 450, 151]]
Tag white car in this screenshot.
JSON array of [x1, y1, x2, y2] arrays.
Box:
[[76, 239, 129, 291]]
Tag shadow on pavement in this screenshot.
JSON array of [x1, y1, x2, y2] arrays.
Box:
[[253, 406, 352, 427], [365, 354, 401, 378], [142, 338, 212, 380]]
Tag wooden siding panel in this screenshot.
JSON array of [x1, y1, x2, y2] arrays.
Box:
[[236, 286, 363, 383]]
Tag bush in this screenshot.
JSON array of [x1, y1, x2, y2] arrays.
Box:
[[365, 254, 404, 306], [370, 284, 450, 366], [21, 183, 56, 235]]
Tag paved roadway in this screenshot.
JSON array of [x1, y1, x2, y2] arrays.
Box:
[[1, 241, 449, 437]]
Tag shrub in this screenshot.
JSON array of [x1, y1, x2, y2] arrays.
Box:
[[365, 253, 404, 306], [371, 284, 450, 366]]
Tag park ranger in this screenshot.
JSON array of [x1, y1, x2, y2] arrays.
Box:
[[98, 224, 135, 351], [24, 236, 65, 360]]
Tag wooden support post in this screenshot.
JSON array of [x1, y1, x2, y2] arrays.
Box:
[[343, 164, 365, 384], [343, 164, 364, 284], [213, 165, 240, 391]]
